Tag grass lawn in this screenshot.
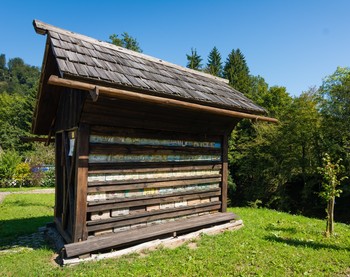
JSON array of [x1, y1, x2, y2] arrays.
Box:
[[0, 187, 52, 192], [0, 193, 349, 276]]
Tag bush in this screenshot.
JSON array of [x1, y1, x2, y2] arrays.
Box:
[[13, 162, 31, 187], [40, 168, 55, 187], [0, 150, 22, 187]]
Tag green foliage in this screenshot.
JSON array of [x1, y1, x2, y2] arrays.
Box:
[[0, 150, 22, 187], [25, 143, 55, 166], [109, 33, 142, 52], [317, 153, 347, 236], [223, 48, 251, 94], [318, 154, 346, 201], [13, 162, 31, 187], [319, 67, 350, 160], [39, 169, 55, 188], [0, 54, 39, 153], [205, 46, 222, 77], [186, 48, 202, 70]]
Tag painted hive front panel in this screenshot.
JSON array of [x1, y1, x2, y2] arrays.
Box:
[[86, 126, 223, 236]]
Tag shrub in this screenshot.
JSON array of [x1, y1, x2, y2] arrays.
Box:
[[0, 149, 22, 187], [13, 162, 31, 187]]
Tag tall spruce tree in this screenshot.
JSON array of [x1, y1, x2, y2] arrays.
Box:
[[223, 49, 251, 94], [186, 48, 202, 70], [206, 46, 222, 77]]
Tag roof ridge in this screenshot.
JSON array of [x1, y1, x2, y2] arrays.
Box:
[[33, 19, 229, 84]]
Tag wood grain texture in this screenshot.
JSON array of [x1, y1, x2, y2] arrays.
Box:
[[64, 212, 236, 257], [72, 124, 89, 242], [87, 189, 221, 212], [220, 133, 229, 212]]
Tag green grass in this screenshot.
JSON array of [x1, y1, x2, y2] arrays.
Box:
[[0, 194, 349, 276], [0, 194, 54, 245], [0, 187, 51, 192]]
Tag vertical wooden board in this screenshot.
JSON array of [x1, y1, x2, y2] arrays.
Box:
[[220, 133, 229, 212], [54, 133, 63, 219], [72, 124, 89, 242]]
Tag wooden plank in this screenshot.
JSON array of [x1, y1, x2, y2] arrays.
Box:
[[63, 220, 243, 265], [88, 161, 222, 172], [86, 202, 221, 231], [81, 112, 227, 135], [89, 144, 221, 156], [83, 101, 233, 132], [20, 136, 55, 143], [87, 177, 222, 193], [87, 189, 221, 212], [54, 217, 72, 243], [88, 174, 221, 187], [72, 124, 89, 242], [90, 125, 221, 142], [220, 133, 229, 212], [64, 212, 236, 257], [54, 133, 63, 220], [88, 163, 222, 174]]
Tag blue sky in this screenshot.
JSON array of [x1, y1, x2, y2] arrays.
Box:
[[1, 0, 349, 96]]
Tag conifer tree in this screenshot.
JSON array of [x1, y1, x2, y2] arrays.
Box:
[[206, 47, 222, 77], [223, 49, 251, 94], [186, 48, 202, 70], [109, 32, 142, 53]]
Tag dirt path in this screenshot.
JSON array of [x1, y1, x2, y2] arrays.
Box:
[[0, 188, 54, 204]]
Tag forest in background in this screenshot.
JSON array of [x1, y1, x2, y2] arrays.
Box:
[[0, 34, 349, 223]]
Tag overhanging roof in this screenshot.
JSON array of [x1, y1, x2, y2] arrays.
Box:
[[32, 20, 274, 134]]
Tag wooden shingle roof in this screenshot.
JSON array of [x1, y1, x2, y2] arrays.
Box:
[[33, 20, 266, 115]]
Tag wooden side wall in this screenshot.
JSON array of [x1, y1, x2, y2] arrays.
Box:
[[78, 96, 238, 237]]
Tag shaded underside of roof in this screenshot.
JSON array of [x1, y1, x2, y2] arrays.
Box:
[[33, 20, 266, 115]]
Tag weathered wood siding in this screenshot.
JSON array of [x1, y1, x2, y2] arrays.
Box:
[[78, 96, 238, 237]]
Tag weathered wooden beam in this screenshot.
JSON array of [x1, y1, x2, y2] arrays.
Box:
[[48, 75, 278, 123], [87, 176, 221, 193], [220, 133, 229, 212], [87, 189, 221, 212], [72, 124, 89, 242], [64, 212, 236, 257], [20, 136, 55, 143], [86, 203, 221, 232]]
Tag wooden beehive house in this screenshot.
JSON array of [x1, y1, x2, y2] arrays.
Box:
[[32, 20, 276, 258]]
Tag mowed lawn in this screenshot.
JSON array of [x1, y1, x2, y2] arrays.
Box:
[[0, 192, 349, 276]]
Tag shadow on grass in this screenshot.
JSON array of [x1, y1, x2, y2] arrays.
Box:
[[0, 216, 53, 249], [6, 199, 53, 208], [265, 235, 350, 252], [265, 225, 298, 234]]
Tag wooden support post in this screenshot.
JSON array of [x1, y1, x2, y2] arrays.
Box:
[[72, 124, 89, 242], [220, 132, 229, 212], [54, 133, 63, 219]]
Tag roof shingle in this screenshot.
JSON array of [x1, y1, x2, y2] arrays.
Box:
[[34, 20, 266, 115]]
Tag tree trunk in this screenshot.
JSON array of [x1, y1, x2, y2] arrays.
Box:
[[326, 197, 335, 237]]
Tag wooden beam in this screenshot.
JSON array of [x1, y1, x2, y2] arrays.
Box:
[[220, 133, 229, 212], [64, 212, 236, 257], [72, 124, 89, 242], [20, 136, 55, 143], [48, 75, 278, 123]]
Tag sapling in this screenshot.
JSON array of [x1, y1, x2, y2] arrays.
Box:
[[317, 153, 348, 237]]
